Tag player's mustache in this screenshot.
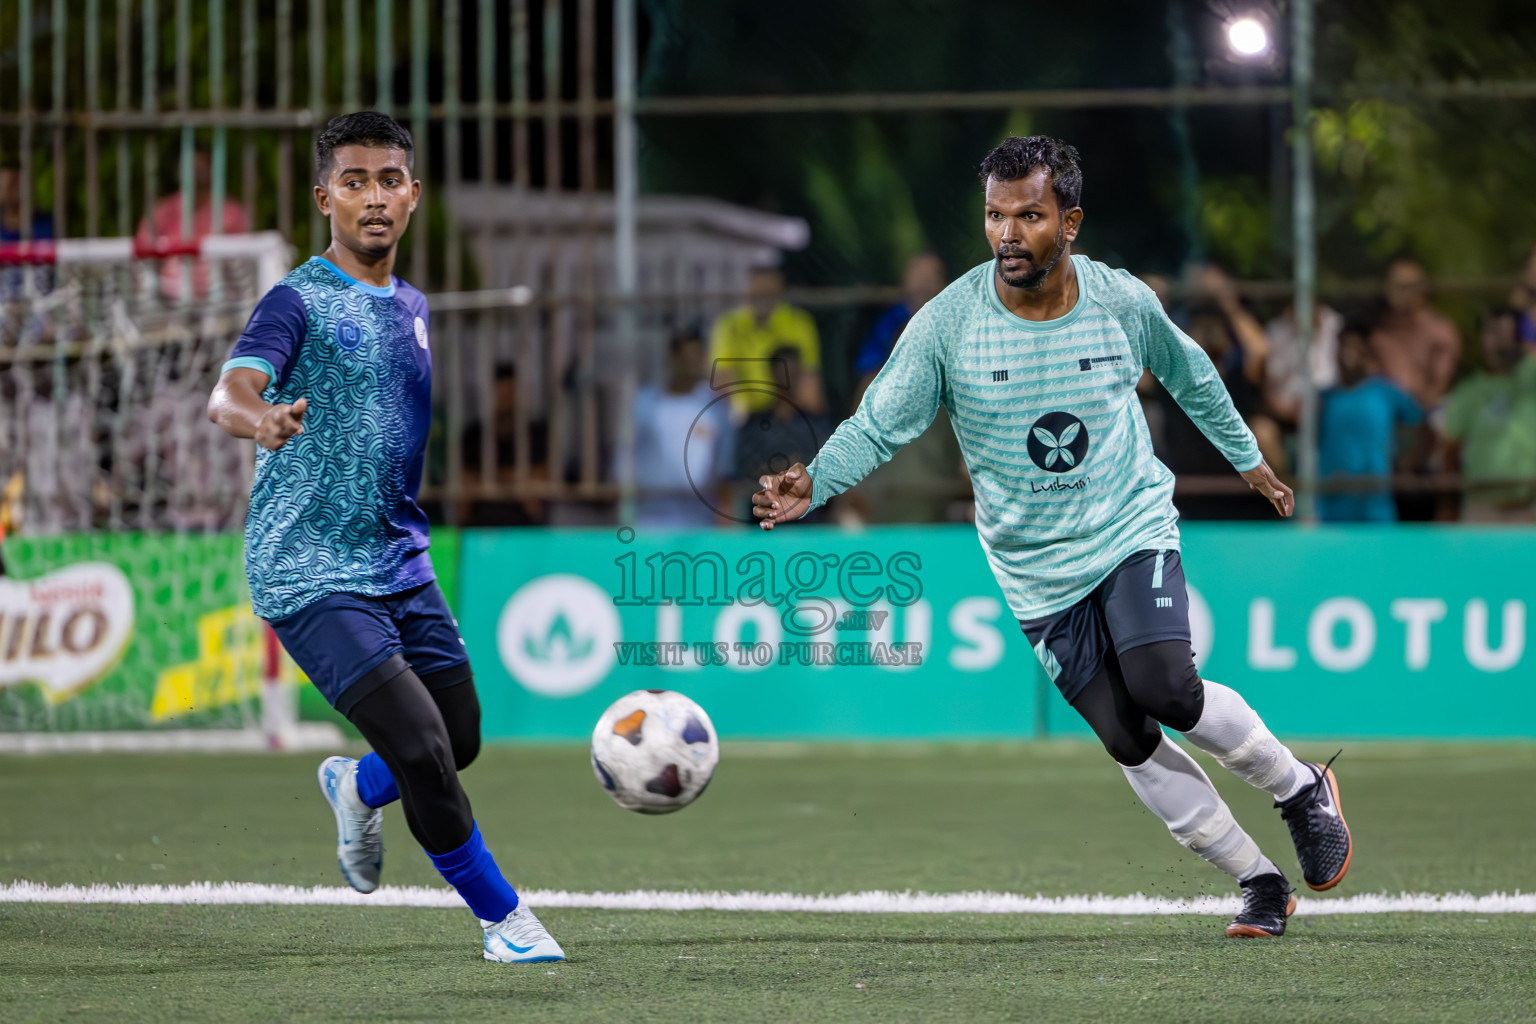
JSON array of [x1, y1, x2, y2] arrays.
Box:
[[997, 246, 1033, 262]]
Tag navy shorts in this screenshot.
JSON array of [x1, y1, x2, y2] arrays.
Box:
[[268, 581, 471, 715], [1019, 549, 1191, 703]]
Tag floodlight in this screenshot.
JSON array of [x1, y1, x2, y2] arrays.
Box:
[[1226, 17, 1270, 57]]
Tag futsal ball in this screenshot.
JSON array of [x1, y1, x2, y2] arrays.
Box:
[[590, 689, 719, 814]]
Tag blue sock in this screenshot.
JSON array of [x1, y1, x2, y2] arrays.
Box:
[[354, 752, 399, 808], [426, 823, 520, 922]]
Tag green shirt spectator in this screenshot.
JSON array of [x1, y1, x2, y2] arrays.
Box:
[[1443, 309, 1536, 520]]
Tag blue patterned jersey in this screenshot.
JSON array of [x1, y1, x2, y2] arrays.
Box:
[[224, 257, 435, 619]]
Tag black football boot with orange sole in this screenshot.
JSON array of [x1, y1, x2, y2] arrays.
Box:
[[1278, 752, 1353, 890], [1226, 872, 1297, 938]]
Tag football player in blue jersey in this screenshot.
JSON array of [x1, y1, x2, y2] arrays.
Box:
[[208, 111, 563, 964], [753, 136, 1351, 938]]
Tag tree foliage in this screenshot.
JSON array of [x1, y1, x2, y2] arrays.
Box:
[[1311, 1, 1536, 278], [639, 0, 1536, 294]]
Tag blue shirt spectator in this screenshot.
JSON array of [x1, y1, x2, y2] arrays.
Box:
[[1317, 328, 1422, 522], [0, 166, 54, 301], [854, 302, 915, 378], [1513, 244, 1536, 351], [852, 253, 947, 401]]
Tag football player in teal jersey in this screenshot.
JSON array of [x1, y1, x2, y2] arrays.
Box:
[[208, 112, 563, 963], [753, 136, 1351, 938]]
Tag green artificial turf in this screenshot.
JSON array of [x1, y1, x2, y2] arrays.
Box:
[[4, 906, 1533, 1024], [2, 743, 1534, 1022]]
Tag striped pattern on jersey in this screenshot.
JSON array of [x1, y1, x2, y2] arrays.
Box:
[[807, 256, 1260, 619]]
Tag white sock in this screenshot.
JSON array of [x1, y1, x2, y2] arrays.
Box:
[[1121, 735, 1280, 882], [1182, 680, 1312, 801]]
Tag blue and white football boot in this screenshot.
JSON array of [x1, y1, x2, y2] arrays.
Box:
[[317, 756, 383, 894], [482, 905, 567, 963]]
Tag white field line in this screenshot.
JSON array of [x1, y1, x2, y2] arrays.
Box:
[[0, 725, 346, 754], [1, 882, 1533, 915]]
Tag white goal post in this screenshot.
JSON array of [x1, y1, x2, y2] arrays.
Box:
[[0, 230, 291, 294]]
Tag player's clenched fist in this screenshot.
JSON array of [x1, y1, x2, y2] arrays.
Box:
[[751, 462, 813, 531], [255, 397, 309, 450]]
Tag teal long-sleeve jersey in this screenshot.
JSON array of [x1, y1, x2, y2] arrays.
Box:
[[807, 255, 1262, 619]]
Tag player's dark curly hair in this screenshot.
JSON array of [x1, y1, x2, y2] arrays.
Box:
[[978, 136, 1083, 211], [314, 111, 415, 183]]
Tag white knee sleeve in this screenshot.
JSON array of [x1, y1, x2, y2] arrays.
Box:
[[1182, 680, 1308, 800], [1121, 735, 1275, 882]]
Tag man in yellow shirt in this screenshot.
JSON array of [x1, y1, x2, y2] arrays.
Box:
[[710, 267, 826, 416]]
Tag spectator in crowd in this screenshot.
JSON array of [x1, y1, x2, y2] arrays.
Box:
[[734, 345, 829, 520], [1509, 243, 1536, 350], [620, 329, 734, 529], [851, 252, 947, 405], [0, 164, 53, 245], [1264, 298, 1343, 428], [709, 265, 825, 418], [1155, 264, 1284, 517], [135, 150, 250, 303], [842, 252, 965, 524], [1369, 255, 1461, 410], [458, 363, 550, 526], [0, 164, 55, 301], [0, 472, 21, 572], [1441, 308, 1536, 524], [1316, 323, 1423, 523]]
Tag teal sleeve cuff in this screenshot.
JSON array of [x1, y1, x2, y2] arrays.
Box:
[[1232, 449, 1264, 473], [805, 461, 828, 513], [221, 357, 275, 383]]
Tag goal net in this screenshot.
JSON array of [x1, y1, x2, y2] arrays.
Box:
[[0, 233, 330, 749]]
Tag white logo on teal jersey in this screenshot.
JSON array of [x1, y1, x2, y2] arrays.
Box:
[[1026, 412, 1090, 473]]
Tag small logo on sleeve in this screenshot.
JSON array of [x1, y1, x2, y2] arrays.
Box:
[[992, 369, 1009, 382], [335, 317, 363, 351], [414, 316, 429, 349], [1078, 355, 1125, 371]]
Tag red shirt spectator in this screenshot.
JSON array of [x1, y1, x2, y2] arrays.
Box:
[[134, 151, 249, 302]]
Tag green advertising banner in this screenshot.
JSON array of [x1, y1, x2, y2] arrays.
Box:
[[7, 525, 1528, 739], [0, 528, 462, 735], [458, 524, 1535, 741], [0, 532, 294, 731]]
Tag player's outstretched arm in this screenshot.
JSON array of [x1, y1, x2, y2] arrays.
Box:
[[783, 302, 947, 524], [751, 464, 813, 531], [1239, 460, 1294, 518], [207, 367, 309, 450]]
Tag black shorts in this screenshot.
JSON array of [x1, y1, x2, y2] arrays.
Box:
[[1018, 549, 1191, 703]]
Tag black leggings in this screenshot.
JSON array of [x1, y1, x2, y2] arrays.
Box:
[[345, 668, 482, 855], [1069, 639, 1204, 767]]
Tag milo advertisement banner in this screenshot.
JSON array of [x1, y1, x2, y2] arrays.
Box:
[[0, 562, 134, 703], [0, 532, 295, 732], [459, 524, 1535, 741]]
